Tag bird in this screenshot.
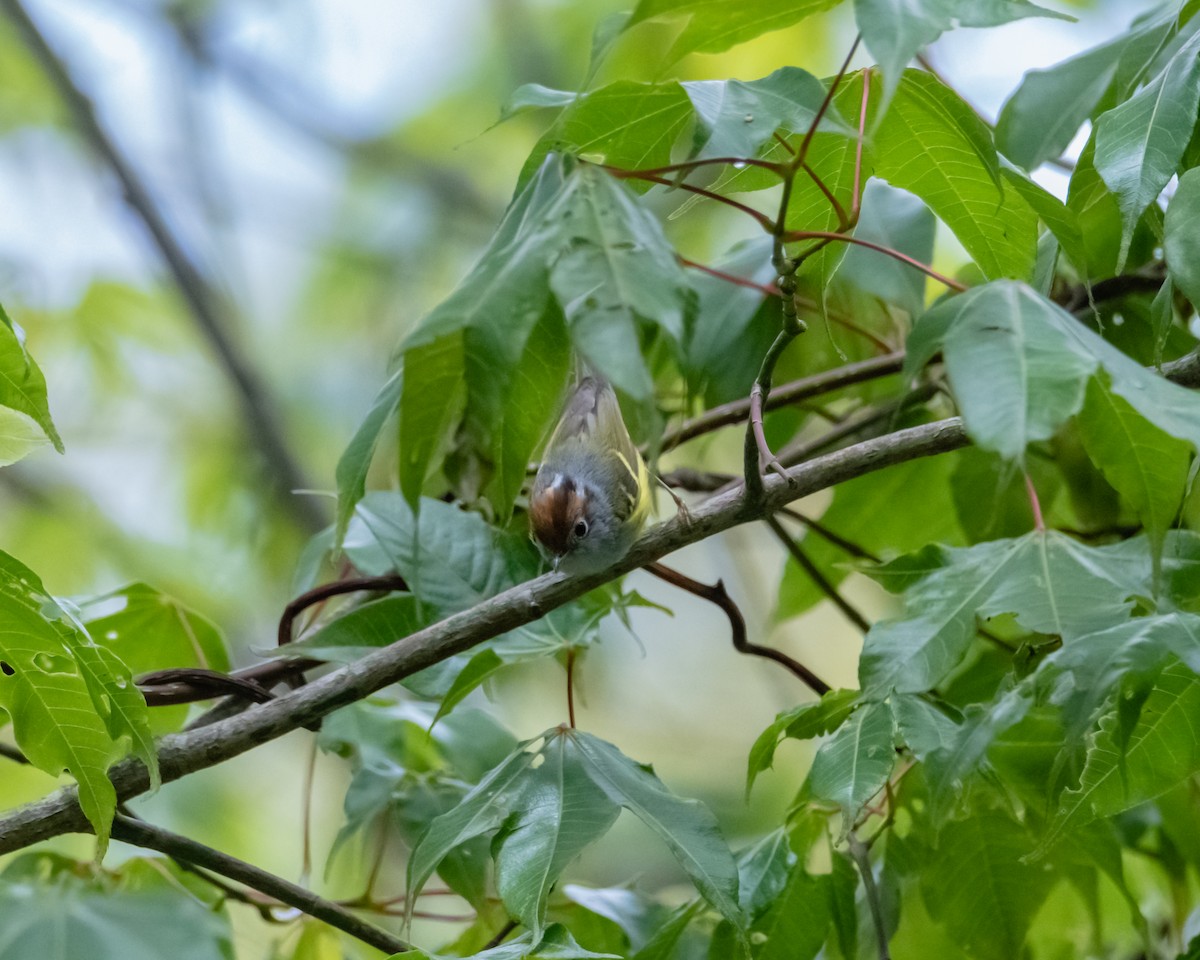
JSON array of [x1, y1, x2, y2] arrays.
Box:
[[529, 376, 652, 575]]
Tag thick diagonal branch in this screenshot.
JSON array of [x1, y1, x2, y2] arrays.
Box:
[[0, 416, 970, 855], [0, 0, 325, 534]]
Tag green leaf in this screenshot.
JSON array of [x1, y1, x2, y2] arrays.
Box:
[[1038, 613, 1200, 737], [856, 0, 1070, 109], [908, 280, 1200, 462], [746, 689, 859, 795], [335, 367, 402, 543], [1042, 660, 1200, 850], [0, 853, 233, 960], [344, 494, 539, 614], [625, 0, 842, 60], [890, 694, 960, 761], [0, 552, 143, 854], [833, 180, 936, 317], [807, 700, 896, 822], [494, 733, 621, 936], [0, 406, 52, 466], [920, 812, 1055, 960], [999, 162, 1087, 274], [734, 830, 795, 922], [1094, 28, 1200, 269], [828, 851, 859, 960], [1078, 375, 1191, 573], [683, 67, 851, 160], [629, 902, 704, 960], [79, 582, 228, 734], [684, 236, 778, 407], [911, 281, 1095, 461], [499, 84, 577, 123], [0, 313, 62, 455], [546, 163, 688, 400], [872, 71, 1037, 280], [466, 302, 570, 520], [524, 82, 693, 183], [996, 28, 1130, 170], [1165, 166, 1200, 310], [751, 863, 831, 960], [398, 331, 465, 512], [859, 532, 1150, 695], [572, 731, 744, 932], [404, 743, 538, 928]]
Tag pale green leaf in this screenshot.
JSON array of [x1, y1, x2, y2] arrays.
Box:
[[0, 315, 62, 454], [494, 734, 621, 935], [807, 700, 896, 821], [626, 0, 842, 59], [1094, 29, 1200, 269], [572, 731, 743, 932], [1165, 166, 1200, 310]]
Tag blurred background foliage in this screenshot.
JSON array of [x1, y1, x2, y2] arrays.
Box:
[[0, 0, 1160, 954]]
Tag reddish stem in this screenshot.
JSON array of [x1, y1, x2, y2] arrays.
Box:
[[600, 156, 785, 180], [781, 230, 967, 291], [852, 67, 871, 220], [1025, 473, 1046, 532], [608, 168, 775, 231], [678, 256, 781, 297], [794, 34, 862, 169]]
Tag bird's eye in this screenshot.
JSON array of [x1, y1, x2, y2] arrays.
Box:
[[574, 519, 589, 538]]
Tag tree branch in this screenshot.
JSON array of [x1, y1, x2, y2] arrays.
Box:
[[662, 352, 905, 450], [110, 814, 411, 956], [0, 417, 971, 855], [0, 0, 326, 535]]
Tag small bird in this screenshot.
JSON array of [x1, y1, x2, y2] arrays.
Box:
[[529, 377, 652, 575]]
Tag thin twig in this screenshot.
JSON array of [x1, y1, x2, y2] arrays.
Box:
[[776, 507, 882, 563], [0, 0, 326, 535], [482, 920, 519, 951], [763, 517, 871, 633], [848, 831, 891, 960], [109, 814, 412, 955], [279, 575, 410, 648], [645, 562, 831, 695], [663, 352, 905, 450], [781, 230, 967, 291]]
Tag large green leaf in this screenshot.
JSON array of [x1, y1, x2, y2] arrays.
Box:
[[1164, 166, 1200, 309], [0, 310, 62, 456], [920, 812, 1055, 960], [872, 71, 1037, 280], [398, 331, 465, 512], [995, 14, 1168, 170], [546, 162, 688, 400], [494, 733, 621, 936], [344, 494, 540, 614], [1078, 375, 1191, 572], [571, 731, 744, 933], [404, 743, 538, 928], [335, 366, 402, 542], [1094, 28, 1200, 269], [523, 82, 693, 184], [0, 551, 168, 854], [907, 280, 1200, 461], [859, 532, 1150, 695], [625, 0, 842, 59], [683, 67, 852, 160], [0, 853, 232, 960], [1042, 660, 1200, 850], [856, 0, 1069, 107], [751, 863, 831, 960], [807, 700, 896, 822], [890, 694, 961, 761]]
